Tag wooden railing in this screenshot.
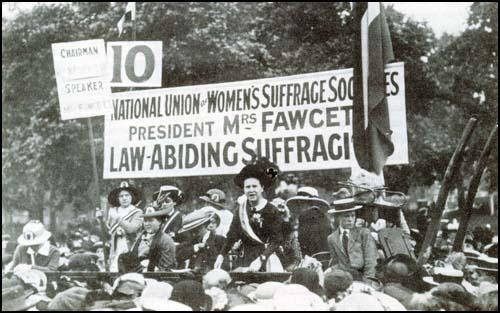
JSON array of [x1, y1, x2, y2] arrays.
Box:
[[43, 271, 292, 284]]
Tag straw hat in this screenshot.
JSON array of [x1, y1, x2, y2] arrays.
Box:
[[199, 189, 227, 209], [286, 187, 330, 213], [178, 210, 219, 234], [17, 220, 52, 246], [152, 185, 184, 205], [2, 285, 40, 311], [328, 198, 363, 214], [423, 267, 464, 286], [142, 205, 172, 219]]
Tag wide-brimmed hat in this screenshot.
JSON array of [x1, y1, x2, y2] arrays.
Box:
[[47, 286, 89, 311], [423, 267, 464, 286], [17, 220, 52, 246], [286, 187, 330, 214], [466, 254, 498, 272], [142, 205, 171, 219], [108, 181, 142, 207], [234, 158, 279, 190], [199, 189, 227, 209], [13, 269, 47, 293], [2, 285, 39, 311], [137, 280, 191, 311], [112, 273, 145, 296], [152, 185, 184, 205], [329, 187, 364, 214], [429, 282, 476, 309], [178, 210, 219, 234], [68, 252, 99, 271], [328, 197, 363, 214]]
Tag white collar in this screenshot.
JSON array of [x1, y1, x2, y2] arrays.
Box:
[[27, 241, 50, 256], [202, 231, 211, 244], [249, 199, 267, 212], [339, 227, 350, 236]]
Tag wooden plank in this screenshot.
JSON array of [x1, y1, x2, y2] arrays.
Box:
[[417, 118, 477, 266], [43, 271, 292, 284], [453, 124, 498, 251]]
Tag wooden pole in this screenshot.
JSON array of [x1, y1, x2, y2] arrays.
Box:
[[417, 118, 477, 266], [453, 124, 498, 252], [87, 118, 100, 210]]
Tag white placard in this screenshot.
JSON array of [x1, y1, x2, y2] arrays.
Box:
[[107, 41, 163, 87]]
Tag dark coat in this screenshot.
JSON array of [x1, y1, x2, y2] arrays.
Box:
[[221, 201, 283, 267], [162, 210, 183, 240], [176, 232, 226, 272], [119, 229, 176, 272], [11, 244, 60, 272]]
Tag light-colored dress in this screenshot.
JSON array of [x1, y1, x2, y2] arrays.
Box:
[[106, 205, 143, 272]]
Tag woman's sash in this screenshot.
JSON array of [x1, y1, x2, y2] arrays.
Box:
[[109, 207, 142, 235], [239, 200, 265, 245]]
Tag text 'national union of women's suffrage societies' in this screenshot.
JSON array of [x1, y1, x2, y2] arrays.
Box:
[[104, 63, 407, 179]]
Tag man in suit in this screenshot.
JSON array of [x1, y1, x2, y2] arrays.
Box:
[[151, 185, 184, 240], [177, 211, 226, 273], [327, 198, 378, 281], [118, 206, 176, 272]]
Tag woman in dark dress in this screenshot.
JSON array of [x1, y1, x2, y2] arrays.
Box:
[[214, 159, 283, 272]]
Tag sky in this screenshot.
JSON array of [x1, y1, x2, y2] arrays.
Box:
[[384, 2, 473, 37], [3, 2, 473, 37]]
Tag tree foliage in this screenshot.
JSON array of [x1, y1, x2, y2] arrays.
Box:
[[2, 3, 497, 224]]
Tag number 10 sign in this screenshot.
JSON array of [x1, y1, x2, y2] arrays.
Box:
[[107, 41, 162, 87]]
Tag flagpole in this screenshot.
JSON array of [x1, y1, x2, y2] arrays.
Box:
[[132, 14, 136, 41]]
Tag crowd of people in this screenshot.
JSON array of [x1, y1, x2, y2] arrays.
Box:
[[2, 159, 498, 310]]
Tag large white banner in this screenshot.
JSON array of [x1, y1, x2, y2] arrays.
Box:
[[104, 62, 407, 179], [52, 39, 112, 120]]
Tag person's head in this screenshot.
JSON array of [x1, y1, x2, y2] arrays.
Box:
[[337, 211, 356, 229], [324, 269, 353, 300], [108, 181, 141, 208], [202, 269, 232, 290], [430, 282, 476, 310], [384, 261, 410, 284], [445, 252, 467, 271], [112, 273, 145, 300], [475, 290, 498, 311], [153, 185, 183, 208], [465, 267, 497, 286], [143, 216, 162, 234], [235, 158, 279, 203], [206, 213, 220, 232], [290, 268, 322, 296], [408, 292, 443, 310], [194, 215, 220, 238], [17, 220, 52, 250], [117, 190, 132, 207], [171, 280, 212, 311], [244, 177, 264, 204]]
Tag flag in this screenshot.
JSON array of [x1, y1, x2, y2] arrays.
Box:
[[117, 2, 136, 36], [352, 2, 395, 175]]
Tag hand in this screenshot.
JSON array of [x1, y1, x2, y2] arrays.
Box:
[[370, 219, 387, 232], [194, 243, 206, 252], [95, 208, 103, 218], [248, 257, 262, 272], [232, 240, 242, 250], [214, 255, 224, 269]]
